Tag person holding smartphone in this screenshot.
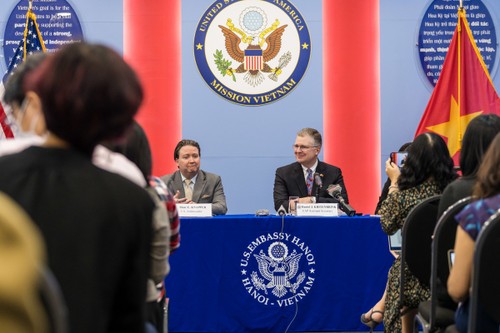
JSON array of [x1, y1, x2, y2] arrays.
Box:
[[361, 133, 457, 333], [374, 142, 412, 214]]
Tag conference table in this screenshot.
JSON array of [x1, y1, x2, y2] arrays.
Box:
[[165, 214, 393, 332]]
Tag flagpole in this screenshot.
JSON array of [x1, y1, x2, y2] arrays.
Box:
[[458, 7, 462, 143], [29, 0, 32, 10], [459, 0, 463, 9]]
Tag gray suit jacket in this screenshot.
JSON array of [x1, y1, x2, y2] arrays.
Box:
[[160, 170, 227, 215]]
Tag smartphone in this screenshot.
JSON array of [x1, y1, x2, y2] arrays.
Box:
[[448, 249, 455, 270], [390, 152, 408, 167]]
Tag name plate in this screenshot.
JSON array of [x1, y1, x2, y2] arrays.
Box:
[[177, 204, 212, 217], [296, 203, 338, 217]]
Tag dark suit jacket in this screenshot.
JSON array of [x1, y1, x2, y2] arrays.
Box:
[[161, 169, 228, 215], [273, 160, 349, 211]]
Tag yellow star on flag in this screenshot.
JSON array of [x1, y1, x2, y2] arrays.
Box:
[[301, 42, 309, 49], [426, 95, 482, 156], [196, 43, 203, 50]]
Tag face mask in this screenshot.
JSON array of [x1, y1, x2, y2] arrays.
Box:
[[2, 104, 20, 135], [14, 98, 41, 139]]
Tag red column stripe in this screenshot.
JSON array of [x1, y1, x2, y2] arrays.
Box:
[[123, 0, 182, 176], [323, 0, 381, 214]]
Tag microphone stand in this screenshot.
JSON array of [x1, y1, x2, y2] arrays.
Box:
[[334, 193, 356, 217], [315, 185, 321, 202]]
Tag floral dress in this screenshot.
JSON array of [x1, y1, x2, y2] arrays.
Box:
[[379, 180, 442, 333]]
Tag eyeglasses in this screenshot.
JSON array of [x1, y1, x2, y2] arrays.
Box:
[[293, 144, 319, 151]]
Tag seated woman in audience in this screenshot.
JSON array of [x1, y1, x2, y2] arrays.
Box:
[[438, 114, 500, 217], [432, 114, 500, 318], [362, 132, 457, 333], [374, 142, 412, 214], [448, 133, 500, 333], [0, 42, 154, 333], [362, 142, 411, 332]]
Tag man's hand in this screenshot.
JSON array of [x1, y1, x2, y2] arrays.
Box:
[[174, 190, 194, 204], [298, 196, 314, 204]]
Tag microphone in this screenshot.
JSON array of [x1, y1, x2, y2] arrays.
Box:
[[276, 205, 287, 216], [314, 173, 323, 188], [314, 173, 323, 201], [326, 184, 356, 217], [326, 184, 341, 197]]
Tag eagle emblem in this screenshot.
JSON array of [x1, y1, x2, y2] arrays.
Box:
[[194, 0, 311, 106], [214, 7, 292, 87], [251, 242, 305, 298]]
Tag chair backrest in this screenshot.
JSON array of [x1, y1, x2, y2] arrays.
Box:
[[468, 210, 500, 333], [429, 196, 472, 327], [38, 266, 68, 333], [400, 195, 441, 305]]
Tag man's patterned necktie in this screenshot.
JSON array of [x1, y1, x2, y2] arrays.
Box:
[[306, 168, 313, 196]]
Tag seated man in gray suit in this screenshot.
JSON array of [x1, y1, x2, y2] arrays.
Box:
[[161, 139, 227, 215]]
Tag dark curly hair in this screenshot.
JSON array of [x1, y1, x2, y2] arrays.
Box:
[[398, 132, 457, 191]]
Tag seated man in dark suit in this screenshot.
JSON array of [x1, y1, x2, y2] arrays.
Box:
[[161, 139, 227, 215], [273, 128, 349, 213]]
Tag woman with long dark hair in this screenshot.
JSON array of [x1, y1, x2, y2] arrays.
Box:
[[362, 132, 457, 333]]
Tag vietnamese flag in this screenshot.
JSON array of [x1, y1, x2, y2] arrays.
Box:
[[415, 7, 499, 163]]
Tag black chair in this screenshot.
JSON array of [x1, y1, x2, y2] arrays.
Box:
[[39, 266, 68, 333], [399, 195, 441, 332], [416, 197, 472, 333], [468, 210, 500, 333]]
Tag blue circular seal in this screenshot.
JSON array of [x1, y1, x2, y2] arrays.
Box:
[[3, 0, 83, 70], [240, 233, 316, 307], [417, 0, 497, 88], [194, 0, 311, 106]]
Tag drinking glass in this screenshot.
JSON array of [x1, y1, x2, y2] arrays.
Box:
[[288, 196, 299, 215]]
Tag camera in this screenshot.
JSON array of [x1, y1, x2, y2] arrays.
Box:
[[390, 152, 408, 168]]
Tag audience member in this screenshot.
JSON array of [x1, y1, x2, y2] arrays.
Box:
[[374, 142, 412, 214], [0, 51, 146, 187], [430, 114, 500, 321], [273, 127, 349, 213], [438, 114, 500, 217], [448, 133, 500, 333], [109, 121, 176, 333], [362, 132, 457, 333], [161, 139, 228, 215], [0, 52, 47, 154], [0, 42, 153, 333]]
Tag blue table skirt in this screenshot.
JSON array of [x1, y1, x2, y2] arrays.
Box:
[[165, 214, 393, 332]]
